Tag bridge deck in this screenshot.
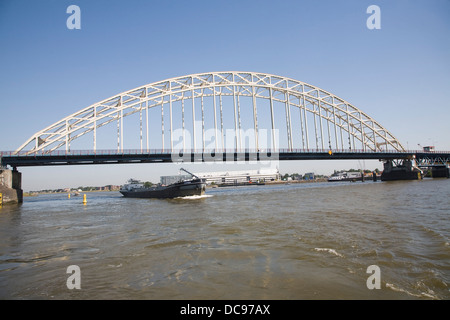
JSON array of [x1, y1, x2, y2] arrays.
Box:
[[1, 150, 449, 167]]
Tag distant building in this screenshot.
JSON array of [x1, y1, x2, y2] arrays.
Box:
[[160, 169, 280, 185], [104, 185, 120, 191], [303, 172, 315, 180], [195, 169, 280, 184], [160, 175, 191, 185]]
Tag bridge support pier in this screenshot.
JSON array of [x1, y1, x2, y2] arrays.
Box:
[[431, 165, 450, 178], [381, 159, 422, 181], [0, 168, 23, 204]]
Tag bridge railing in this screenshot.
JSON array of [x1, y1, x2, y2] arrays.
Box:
[[1, 148, 449, 157]]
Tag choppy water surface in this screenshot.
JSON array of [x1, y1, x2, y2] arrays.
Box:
[[0, 179, 449, 299]]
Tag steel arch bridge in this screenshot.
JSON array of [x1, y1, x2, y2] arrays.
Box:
[[16, 71, 405, 155]]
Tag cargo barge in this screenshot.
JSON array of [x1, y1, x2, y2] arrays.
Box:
[[120, 168, 206, 199]]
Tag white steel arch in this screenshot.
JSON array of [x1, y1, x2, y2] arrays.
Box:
[[16, 71, 405, 154]]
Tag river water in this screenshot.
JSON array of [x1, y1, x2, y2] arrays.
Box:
[[0, 178, 449, 300]]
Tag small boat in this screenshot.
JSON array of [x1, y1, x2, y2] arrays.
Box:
[[328, 175, 345, 182], [328, 172, 363, 182], [120, 168, 206, 199]]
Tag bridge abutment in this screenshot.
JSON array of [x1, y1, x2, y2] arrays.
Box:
[[0, 168, 23, 204]]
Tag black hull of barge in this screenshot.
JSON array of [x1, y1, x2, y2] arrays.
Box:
[[120, 180, 206, 199]]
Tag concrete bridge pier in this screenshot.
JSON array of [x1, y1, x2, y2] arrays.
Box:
[[0, 168, 23, 204], [431, 165, 450, 178], [380, 159, 422, 181]]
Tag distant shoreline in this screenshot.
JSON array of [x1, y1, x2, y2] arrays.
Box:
[[23, 176, 379, 196], [23, 189, 117, 197]]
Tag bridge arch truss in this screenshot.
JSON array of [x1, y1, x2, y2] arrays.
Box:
[[16, 71, 405, 154]]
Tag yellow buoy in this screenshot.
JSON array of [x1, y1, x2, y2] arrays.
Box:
[[68, 193, 71, 199], [83, 194, 87, 205]]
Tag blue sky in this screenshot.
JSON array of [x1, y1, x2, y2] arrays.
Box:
[[1, 0, 449, 191]]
